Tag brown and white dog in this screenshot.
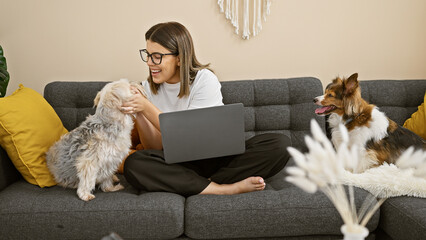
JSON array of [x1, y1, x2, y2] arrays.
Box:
[[314, 73, 425, 172]]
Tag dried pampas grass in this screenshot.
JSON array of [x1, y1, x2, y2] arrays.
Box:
[[286, 119, 426, 232]]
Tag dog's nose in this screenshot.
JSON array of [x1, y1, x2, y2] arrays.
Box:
[[313, 98, 318, 103]]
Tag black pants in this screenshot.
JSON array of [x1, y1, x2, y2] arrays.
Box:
[[123, 133, 290, 197]]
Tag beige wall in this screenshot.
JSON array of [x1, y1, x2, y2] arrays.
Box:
[[1, 0, 425, 96]]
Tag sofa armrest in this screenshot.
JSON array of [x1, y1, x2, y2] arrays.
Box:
[[0, 145, 21, 191]]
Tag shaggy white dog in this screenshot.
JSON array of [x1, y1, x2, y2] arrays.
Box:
[[46, 79, 144, 201]]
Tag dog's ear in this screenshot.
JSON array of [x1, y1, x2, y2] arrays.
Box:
[[343, 73, 359, 96], [99, 90, 121, 110], [332, 77, 343, 85], [94, 91, 101, 108]]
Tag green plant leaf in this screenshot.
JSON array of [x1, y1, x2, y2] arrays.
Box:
[[0, 45, 10, 97]]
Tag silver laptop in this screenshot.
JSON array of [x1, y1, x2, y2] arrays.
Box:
[[159, 103, 246, 164]]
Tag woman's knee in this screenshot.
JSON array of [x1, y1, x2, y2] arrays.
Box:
[[247, 133, 291, 157], [123, 152, 141, 179], [272, 133, 291, 147], [123, 150, 163, 191], [267, 133, 291, 164], [264, 133, 291, 152], [267, 134, 291, 176], [123, 150, 154, 177]]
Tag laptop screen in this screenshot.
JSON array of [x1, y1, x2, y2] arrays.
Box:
[[159, 103, 245, 163]]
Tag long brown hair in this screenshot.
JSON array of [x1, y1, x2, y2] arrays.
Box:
[[145, 22, 211, 98]]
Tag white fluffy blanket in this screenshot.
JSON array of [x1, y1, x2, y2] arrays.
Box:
[[339, 163, 426, 198]]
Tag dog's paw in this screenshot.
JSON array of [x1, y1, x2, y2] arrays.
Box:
[[110, 184, 125, 192], [112, 174, 120, 183], [78, 193, 95, 201], [101, 183, 124, 192], [116, 184, 125, 191]]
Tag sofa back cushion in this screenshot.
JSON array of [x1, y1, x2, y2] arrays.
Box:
[[44, 81, 108, 131], [221, 78, 324, 150], [44, 78, 325, 150], [359, 80, 426, 126]]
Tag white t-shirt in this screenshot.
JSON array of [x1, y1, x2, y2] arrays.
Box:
[[141, 69, 224, 112]]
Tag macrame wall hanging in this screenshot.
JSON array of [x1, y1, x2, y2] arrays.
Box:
[[218, 0, 272, 40]]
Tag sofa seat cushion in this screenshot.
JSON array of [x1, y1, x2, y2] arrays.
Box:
[[0, 176, 184, 240], [379, 197, 426, 240], [184, 170, 380, 239]]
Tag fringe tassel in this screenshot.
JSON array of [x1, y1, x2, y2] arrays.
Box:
[[242, 0, 250, 39], [218, 0, 224, 12], [218, 0, 272, 40], [225, 0, 231, 19], [252, 0, 256, 36], [262, 0, 271, 22], [232, 0, 239, 34], [253, 0, 262, 36]]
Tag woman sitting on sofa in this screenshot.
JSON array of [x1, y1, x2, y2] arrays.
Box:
[[121, 21, 290, 197]]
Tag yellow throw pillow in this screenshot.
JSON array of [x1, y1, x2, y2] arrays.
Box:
[[403, 92, 426, 140], [0, 84, 68, 187]]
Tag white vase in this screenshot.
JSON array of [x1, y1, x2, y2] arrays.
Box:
[[341, 224, 369, 240]]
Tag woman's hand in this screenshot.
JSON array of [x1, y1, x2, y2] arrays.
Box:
[[121, 86, 148, 114]]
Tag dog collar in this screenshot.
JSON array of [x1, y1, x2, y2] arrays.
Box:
[[344, 113, 361, 126], [345, 117, 354, 125]]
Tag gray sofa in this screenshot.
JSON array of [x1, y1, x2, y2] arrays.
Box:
[[0, 77, 425, 240]]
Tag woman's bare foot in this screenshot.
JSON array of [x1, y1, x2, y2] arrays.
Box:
[[200, 177, 266, 195]]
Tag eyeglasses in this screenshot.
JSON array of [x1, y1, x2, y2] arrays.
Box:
[[139, 49, 178, 65]]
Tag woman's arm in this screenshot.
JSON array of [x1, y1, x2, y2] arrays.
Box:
[[134, 104, 162, 150]]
